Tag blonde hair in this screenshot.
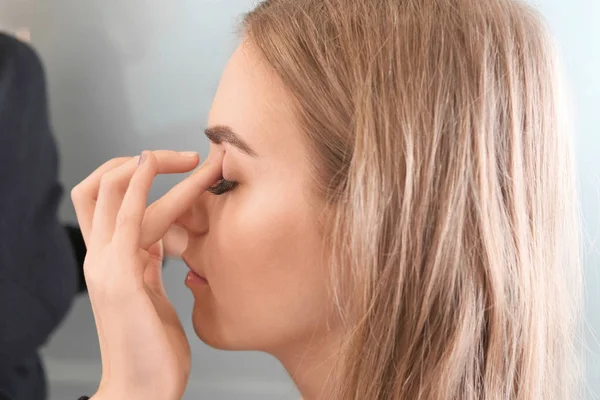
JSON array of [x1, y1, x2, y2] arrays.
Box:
[[243, 0, 583, 398]]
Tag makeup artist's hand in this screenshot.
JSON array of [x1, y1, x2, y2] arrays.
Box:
[[71, 150, 223, 400]]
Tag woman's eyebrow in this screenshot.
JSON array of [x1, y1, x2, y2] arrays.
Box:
[[204, 125, 258, 158]]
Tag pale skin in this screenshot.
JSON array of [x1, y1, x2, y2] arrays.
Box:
[[73, 43, 341, 400]]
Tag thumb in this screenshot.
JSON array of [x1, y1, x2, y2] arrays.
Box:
[[144, 240, 166, 295], [148, 239, 164, 261], [162, 223, 189, 258]]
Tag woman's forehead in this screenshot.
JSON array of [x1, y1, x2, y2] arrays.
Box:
[[208, 44, 302, 158]]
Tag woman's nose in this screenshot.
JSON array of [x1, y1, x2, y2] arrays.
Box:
[[174, 192, 211, 235], [163, 194, 212, 257]]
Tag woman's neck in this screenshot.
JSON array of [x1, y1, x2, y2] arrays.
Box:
[[275, 331, 341, 400]]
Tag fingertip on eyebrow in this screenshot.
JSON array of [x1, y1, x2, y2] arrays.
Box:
[[204, 148, 225, 165], [192, 153, 224, 178]]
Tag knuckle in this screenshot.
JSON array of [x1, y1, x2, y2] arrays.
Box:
[[115, 211, 139, 230], [99, 172, 123, 192], [82, 253, 103, 285], [70, 184, 91, 207], [70, 185, 82, 202], [104, 156, 130, 168], [144, 151, 158, 169]]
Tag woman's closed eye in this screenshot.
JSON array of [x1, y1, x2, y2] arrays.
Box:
[[208, 178, 238, 195]]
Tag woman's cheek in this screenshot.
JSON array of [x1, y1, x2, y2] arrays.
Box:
[[218, 188, 291, 277]]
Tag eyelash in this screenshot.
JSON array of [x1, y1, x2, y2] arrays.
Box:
[[208, 178, 238, 195]]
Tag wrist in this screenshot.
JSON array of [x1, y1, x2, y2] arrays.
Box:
[[90, 386, 177, 400]]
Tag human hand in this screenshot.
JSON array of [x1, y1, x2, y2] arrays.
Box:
[[162, 222, 190, 258], [71, 150, 223, 400]]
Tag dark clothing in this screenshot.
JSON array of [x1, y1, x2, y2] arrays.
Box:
[[0, 34, 79, 399], [64, 225, 87, 293]]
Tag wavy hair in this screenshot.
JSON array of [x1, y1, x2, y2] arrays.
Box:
[[242, 0, 583, 398]]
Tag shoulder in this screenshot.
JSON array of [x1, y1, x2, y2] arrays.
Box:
[[0, 32, 44, 93], [0, 32, 40, 66]]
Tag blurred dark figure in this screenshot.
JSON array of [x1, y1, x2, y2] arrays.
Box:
[[0, 33, 87, 400]]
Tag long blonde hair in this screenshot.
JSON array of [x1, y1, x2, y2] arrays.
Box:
[[243, 0, 582, 398]]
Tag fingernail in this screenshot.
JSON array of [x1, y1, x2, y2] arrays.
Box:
[[179, 151, 198, 157], [138, 151, 148, 166]]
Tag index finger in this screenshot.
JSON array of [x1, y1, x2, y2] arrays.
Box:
[[139, 150, 225, 249], [71, 151, 200, 246]]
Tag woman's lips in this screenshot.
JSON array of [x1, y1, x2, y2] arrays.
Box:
[[185, 270, 208, 286], [182, 256, 208, 286]]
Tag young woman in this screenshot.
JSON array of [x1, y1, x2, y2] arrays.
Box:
[[71, 0, 582, 398]]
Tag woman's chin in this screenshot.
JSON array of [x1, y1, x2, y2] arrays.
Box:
[[190, 303, 285, 353], [191, 307, 247, 351]]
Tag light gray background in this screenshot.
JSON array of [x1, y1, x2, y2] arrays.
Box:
[[0, 0, 598, 399]]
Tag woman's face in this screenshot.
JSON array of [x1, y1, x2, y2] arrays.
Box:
[[177, 43, 333, 354]]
